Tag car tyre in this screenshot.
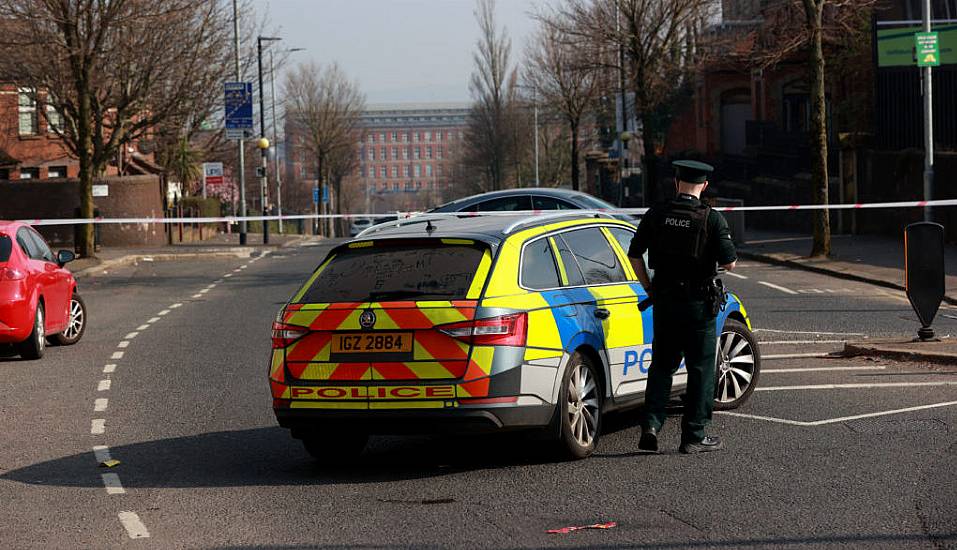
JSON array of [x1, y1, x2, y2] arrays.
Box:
[[556, 351, 602, 459], [51, 293, 86, 346], [17, 303, 45, 360], [301, 431, 369, 465], [713, 319, 761, 411]]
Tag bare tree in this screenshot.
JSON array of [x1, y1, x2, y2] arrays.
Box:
[[283, 61, 364, 235], [552, 0, 716, 203], [0, 0, 235, 257], [524, 17, 601, 191], [465, 0, 520, 192]]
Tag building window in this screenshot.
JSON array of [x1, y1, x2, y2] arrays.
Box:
[[403, 147, 410, 160], [47, 165, 67, 178], [412, 132, 419, 143], [414, 147, 420, 160], [19, 167, 39, 179], [367, 148, 373, 161], [46, 104, 63, 134], [405, 165, 411, 177], [425, 131, 431, 142], [379, 146, 385, 160], [368, 134, 374, 143], [391, 148, 398, 160], [391, 166, 398, 178], [414, 165, 421, 177], [402, 132, 408, 142], [369, 166, 375, 179], [391, 132, 397, 142], [426, 146, 432, 159], [437, 147, 444, 160], [437, 165, 443, 177], [379, 167, 386, 178], [458, 131, 463, 140], [379, 133, 385, 142], [392, 182, 399, 191], [18, 88, 37, 135], [426, 164, 432, 177]]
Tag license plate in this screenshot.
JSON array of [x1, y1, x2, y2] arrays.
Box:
[[331, 332, 413, 354]]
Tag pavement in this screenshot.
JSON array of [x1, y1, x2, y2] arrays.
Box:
[[69, 232, 323, 276], [738, 229, 957, 365]]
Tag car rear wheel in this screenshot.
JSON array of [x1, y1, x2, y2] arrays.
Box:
[[301, 431, 369, 465], [17, 303, 45, 360], [714, 319, 760, 411], [557, 352, 602, 459], [51, 293, 86, 346]]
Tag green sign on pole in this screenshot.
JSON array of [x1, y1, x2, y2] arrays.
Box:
[[916, 32, 941, 67]]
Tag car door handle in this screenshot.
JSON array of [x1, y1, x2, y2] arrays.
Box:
[[594, 308, 611, 319]]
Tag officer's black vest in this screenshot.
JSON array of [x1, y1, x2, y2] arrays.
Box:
[[648, 198, 712, 280]]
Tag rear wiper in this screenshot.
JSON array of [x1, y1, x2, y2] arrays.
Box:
[[365, 290, 456, 301]]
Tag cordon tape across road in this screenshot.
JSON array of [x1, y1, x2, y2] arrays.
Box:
[[16, 198, 957, 226]]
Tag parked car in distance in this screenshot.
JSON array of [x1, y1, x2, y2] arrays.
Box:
[[0, 222, 86, 359], [428, 188, 634, 222], [349, 218, 375, 237]]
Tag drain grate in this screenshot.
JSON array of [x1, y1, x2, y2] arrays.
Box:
[[843, 418, 947, 434]]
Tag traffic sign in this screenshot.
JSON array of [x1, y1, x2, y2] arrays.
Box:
[[905, 222, 944, 339], [224, 81, 253, 139], [203, 162, 224, 187], [916, 32, 941, 67], [312, 187, 320, 204]]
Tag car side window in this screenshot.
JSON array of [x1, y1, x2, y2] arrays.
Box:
[[551, 235, 585, 287], [521, 238, 561, 290], [560, 227, 628, 285], [532, 196, 575, 210], [26, 228, 54, 262], [16, 228, 42, 260], [472, 195, 532, 212], [607, 227, 634, 252]]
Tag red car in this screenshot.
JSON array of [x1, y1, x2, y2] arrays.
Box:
[[0, 221, 86, 359]]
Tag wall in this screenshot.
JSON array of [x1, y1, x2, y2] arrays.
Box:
[[0, 175, 166, 247]]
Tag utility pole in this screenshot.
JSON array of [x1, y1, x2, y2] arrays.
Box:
[[232, 0, 247, 245], [616, 0, 629, 207], [258, 36, 280, 245], [921, 0, 934, 222], [533, 90, 540, 187], [269, 49, 283, 234]]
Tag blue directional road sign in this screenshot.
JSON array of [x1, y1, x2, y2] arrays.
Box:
[[224, 82, 253, 139], [312, 187, 320, 204]]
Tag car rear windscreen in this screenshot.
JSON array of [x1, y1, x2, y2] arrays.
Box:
[[0, 235, 11, 262], [298, 242, 486, 303]]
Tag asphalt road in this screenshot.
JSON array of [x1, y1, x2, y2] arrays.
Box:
[[0, 242, 955, 549]]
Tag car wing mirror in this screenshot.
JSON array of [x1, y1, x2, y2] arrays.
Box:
[[57, 249, 76, 267]]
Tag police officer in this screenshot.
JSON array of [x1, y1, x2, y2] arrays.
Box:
[[627, 160, 737, 454]]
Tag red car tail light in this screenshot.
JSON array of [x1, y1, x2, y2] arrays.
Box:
[[271, 322, 308, 349], [438, 312, 527, 347], [0, 267, 25, 281]]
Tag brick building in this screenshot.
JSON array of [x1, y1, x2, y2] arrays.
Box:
[[285, 102, 469, 215]]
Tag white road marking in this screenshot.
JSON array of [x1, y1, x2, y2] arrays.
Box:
[[224, 273, 233, 278], [199, 289, 210, 294], [118, 512, 150, 539], [240, 265, 248, 269], [124, 332, 139, 340], [111, 351, 124, 360], [757, 381, 957, 392], [102, 473, 125, 494], [944, 314, 957, 321], [117, 341, 129, 348], [103, 364, 116, 374], [763, 366, 887, 373], [91, 419, 106, 434], [94, 398, 109, 412], [191, 294, 203, 298], [718, 400, 957, 427], [764, 353, 834, 359], [136, 325, 149, 331], [233, 268, 241, 273], [93, 445, 112, 463], [753, 328, 867, 337], [170, 303, 183, 309], [147, 317, 161, 324], [758, 281, 799, 295], [205, 284, 216, 289], [759, 340, 848, 345], [158, 309, 170, 316], [98, 380, 112, 391], [724, 271, 748, 280]]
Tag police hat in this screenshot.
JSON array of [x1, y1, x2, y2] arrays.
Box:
[[672, 160, 714, 184]]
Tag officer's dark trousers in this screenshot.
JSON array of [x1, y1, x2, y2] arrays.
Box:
[[644, 293, 716, 444]]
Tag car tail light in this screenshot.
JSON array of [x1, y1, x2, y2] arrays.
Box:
[[438, 312, 527, 347], [0, 267, 25, 281], [271, 322, 308, 349]]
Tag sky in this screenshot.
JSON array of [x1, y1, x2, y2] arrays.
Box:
[[253, 0, 554, 104]]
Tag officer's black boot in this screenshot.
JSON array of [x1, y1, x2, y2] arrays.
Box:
[[638, 426, 659, 453]]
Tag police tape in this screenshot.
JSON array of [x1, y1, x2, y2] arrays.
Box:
[[17, 198, 957, 226]]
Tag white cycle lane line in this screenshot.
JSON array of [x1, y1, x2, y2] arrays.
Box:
[[87, 253, 268, 541]]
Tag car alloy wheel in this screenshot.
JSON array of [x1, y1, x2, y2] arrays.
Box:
[[36, 306, 45, 353], [714, 319, 760, 410], [63, 297, 84, 340], [557, 352, 602, 459]]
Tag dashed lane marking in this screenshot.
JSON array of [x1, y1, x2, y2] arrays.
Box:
[[98, 380, 112, 391], [191, 294, 203, 299], [724, 271, 748, 280], [170, 303, 183, 309], [760, 340, 848, 345], [103, 364, 116, 374], [758, 281, 799, 295], [147, 317, 161, 324], [757, 381, 957, 392], [158, 309, 170, 316], [124, 332, 139, 340], [136, 324, 150, 331], [199, 289, 210, 294], [94, 398, 108, 412], [717, 400, 957, 427], [93, 445, 112, 463], [117, 341, 129, 348], [118, 512, 150, 539], [205, 284, 216, 289], [763, 366, 887, 373], [224, 273, 233, 278], [91, 419, 106, 434], [753, 329, 867, 337], [101, 473, 125, 495], [111, 351, 124, 360], [764, 353, 833, 359]]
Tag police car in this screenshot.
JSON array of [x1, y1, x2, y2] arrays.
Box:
[[269, 213, 759, 461]]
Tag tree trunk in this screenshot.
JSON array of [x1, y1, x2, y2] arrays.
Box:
[[570, 120, 580, 192], [76, 90, 95, 258], [805, 0, 831, 257], [640, 118, 658, 206]]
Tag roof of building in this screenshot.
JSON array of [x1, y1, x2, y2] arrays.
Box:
[[363, 102, 471, 113]]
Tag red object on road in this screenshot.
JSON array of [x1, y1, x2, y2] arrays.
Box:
[[546, 521, 618, 534], [0, 221, 86, 359]]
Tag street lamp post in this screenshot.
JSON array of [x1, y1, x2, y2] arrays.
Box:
[[258, 36, 281, 245], [232, 0, 247, 245], [269, 47, 305, 235]]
